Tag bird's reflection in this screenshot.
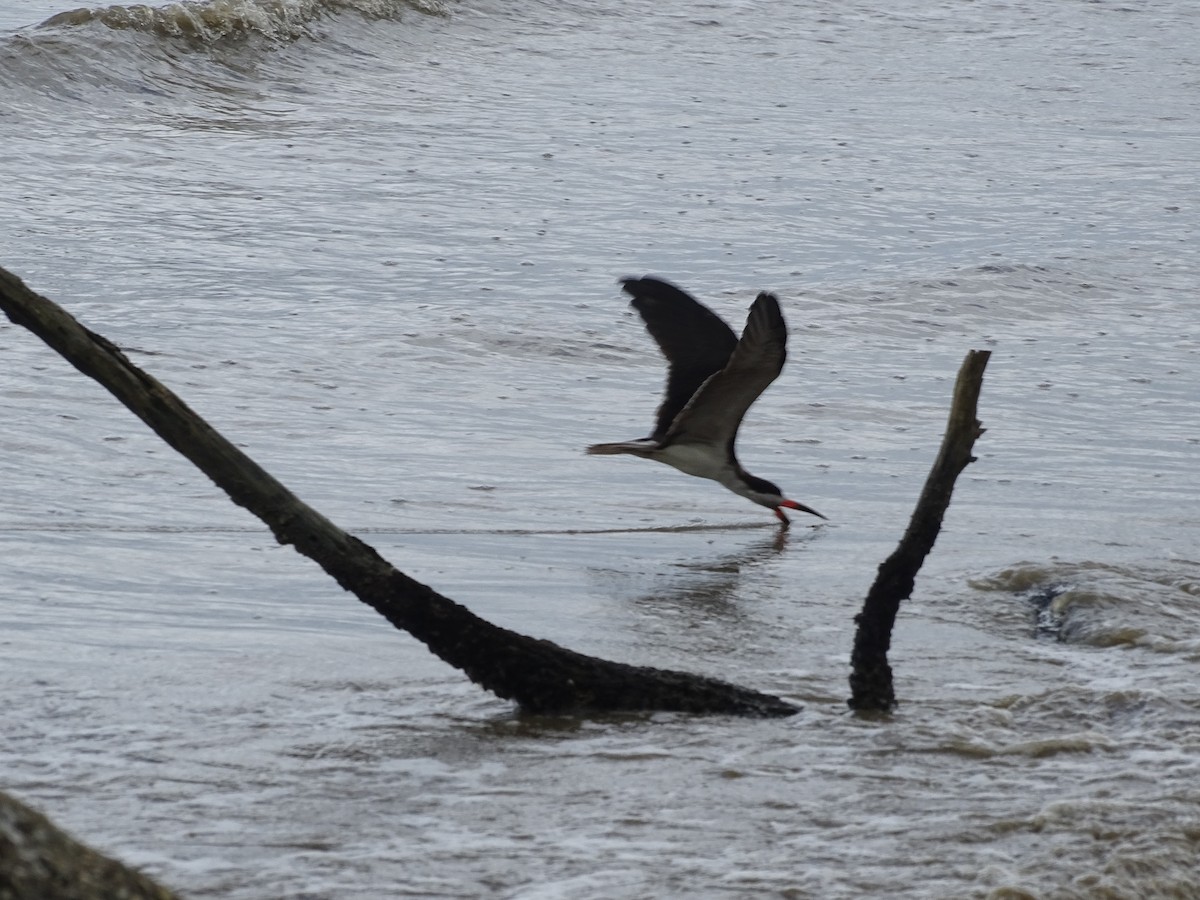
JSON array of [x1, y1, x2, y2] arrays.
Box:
[[589, 525, 822, 642]]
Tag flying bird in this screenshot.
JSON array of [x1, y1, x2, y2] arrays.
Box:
[[587, 276, 825, 527]]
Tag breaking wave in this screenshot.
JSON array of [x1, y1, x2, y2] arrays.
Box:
[[972, 560, 1200, 656], [38, 0, 447, 43], [0, 0, 449, 99]]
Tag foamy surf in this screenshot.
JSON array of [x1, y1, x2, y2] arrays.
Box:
[[38, 0, 445, 44]]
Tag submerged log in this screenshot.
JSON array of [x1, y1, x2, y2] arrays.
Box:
[[848, 349, 991, 712], [0, 790, 178, 900], [0, 265, 796, 718]]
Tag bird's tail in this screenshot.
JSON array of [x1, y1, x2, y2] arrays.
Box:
[[586, 440, 656, 457]]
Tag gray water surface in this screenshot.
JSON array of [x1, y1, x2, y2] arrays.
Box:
[[2, 0, 1199, 896]]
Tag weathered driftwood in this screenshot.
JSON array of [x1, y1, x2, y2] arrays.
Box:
[[0, 265, 797, 717], [0, 790, 178, 900], [848, 349, 991, 712]]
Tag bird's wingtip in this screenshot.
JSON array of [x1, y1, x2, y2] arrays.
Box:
[[752, 291, 782, 313], [619, 274, 667, 294], [619, 276, 656, 306]]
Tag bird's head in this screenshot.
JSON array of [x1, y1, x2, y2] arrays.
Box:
[[738, 474, 827, 529]]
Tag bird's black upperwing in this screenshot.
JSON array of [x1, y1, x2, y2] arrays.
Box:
[[619, 276, 739, 441], [661, 292, 788, 454]]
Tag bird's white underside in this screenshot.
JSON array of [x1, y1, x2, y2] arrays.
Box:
[[655, 442, 732, 481], [656, 444, 783, 509]]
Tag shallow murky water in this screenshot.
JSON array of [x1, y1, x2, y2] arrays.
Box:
[[2, 0, 1199, 897]]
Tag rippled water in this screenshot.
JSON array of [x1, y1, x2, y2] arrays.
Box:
[[2, 0, 1199, 897]]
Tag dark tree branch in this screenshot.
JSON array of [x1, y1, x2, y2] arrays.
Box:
[[0, 790, 179, 900], [0, 265, 797, 717], [848, 349, 991, 712]]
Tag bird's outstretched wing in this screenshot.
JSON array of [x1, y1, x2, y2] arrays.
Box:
[[661, 292, 788, 453], [619, 275, 739, 441]]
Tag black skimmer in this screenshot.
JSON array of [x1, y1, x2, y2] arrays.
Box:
[[587, 276, 826, 528]]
